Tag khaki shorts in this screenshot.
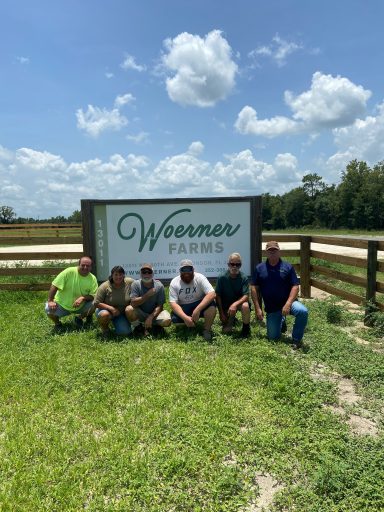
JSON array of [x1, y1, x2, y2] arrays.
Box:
[[134, 308, 171, 326]]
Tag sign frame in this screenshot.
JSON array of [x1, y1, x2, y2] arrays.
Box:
[[81, 196, 262, 282]]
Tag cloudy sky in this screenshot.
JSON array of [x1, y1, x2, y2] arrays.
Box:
[[1, 0, 384, 218]]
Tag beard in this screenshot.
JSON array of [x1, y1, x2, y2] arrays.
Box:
[[181, 272, 194, 284]]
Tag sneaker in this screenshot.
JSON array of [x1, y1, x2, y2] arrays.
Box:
[[53, 321, 63, 333], [133, 323, 145, 336], [153, 325, 165, 336], [292, 339, 303, 350], [202, 329, 213, 342], [101, 329, 112, 339], [240, 323, 251, 338], [281, 317, 287, 334], [74, 316, 84, 329]]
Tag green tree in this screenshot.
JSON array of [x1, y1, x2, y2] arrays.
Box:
[[67, 210, 82, 223], [0, 205, 17, 224], [283, 188, 308, 228], [302, 173, 325, 198], [338, 160, 369, 228]]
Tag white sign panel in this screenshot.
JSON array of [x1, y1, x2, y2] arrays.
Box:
[[94, 201, 251, 281]]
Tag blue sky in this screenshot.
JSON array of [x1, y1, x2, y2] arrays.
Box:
[[1, 0, 384, 218]]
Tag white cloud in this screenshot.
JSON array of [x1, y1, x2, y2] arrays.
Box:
[[0, 142, 307, 218], [326, 101, 384, 172], [235, 72, 371, 138], [187, 141, 204, 157], [249, 34, 302, 67], [114, 93, 135, 108], [162, 30, 238, 107], [150, 151, 211, 192], [273, 153, 303, 181], [105, 72, 114, 79], [76, 105, 128, 137], [15, 148, 66, 171], [126, 131, 150, 144], [120, 54, 146, 72], [213, 150, 275, 190], [285, 71, 371, 128], [235, 106, 301, 137], [16, 56, 29, 65]]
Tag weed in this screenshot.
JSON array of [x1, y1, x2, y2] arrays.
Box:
[[326, 300, 344, 325]]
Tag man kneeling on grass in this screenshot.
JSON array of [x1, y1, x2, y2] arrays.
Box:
[[125, 263, 171, 336], [169, 259, 216, 342], [216, 252, 251, 338], [45, 256, 98, 331], [251, 241, 308, 349]]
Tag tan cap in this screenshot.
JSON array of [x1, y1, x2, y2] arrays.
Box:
[[265, 241, 280, 251], [140, 263, 153, 271], [179, 259, 194, 270]]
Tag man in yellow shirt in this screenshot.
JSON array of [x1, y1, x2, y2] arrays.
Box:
[[45, 256, 98, 330]]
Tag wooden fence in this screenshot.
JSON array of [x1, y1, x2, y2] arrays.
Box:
[[0, 224, 83, 291], [0, 225, 383, 314]]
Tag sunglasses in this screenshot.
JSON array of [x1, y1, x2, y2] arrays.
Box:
[[180, 266, 193, 273], [141, 269, 153, 275], [229, 262, 241, 268]]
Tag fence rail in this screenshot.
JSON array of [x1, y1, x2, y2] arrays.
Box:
[[0, 225, 383, 317]]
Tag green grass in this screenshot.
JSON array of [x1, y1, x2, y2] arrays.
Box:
[[0, 292, 383, 511]]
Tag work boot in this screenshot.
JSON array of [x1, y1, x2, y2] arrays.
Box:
[[240, 323, 250, 338]]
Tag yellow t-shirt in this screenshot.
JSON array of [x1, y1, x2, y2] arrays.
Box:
[[52, 267, 98, 312]]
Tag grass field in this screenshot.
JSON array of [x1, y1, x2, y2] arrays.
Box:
[[0, 291, 383, 511]]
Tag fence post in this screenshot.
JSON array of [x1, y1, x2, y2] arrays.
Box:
[[365, 240, 378, 326], [300, 236, 311, 298]]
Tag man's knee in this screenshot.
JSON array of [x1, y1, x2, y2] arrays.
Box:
[[204, 305, 216, 318], [125, 305, 137, 321], [241, 302, 250, 313]]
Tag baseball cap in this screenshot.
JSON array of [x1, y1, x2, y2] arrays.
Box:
[[265, 241, 280, 251], [179, 259, 194, 271], [140, 263, 153, 271]]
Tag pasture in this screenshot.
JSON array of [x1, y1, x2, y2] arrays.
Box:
[[0, 290, 383, 511]]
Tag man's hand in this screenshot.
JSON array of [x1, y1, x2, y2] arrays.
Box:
[[73, 296, 85, 308], [184, 316, 195, 328], [219, 311, 228, 324], [228, 303, 237, 316], [282, 303, 291, 316], [255, 307, 264, 321], [109, 306, 120, 318], [47, 300, 58, 311], [191, 309, 201, 324], [144, 315, 154, 330], [145, 288, 156, 298]]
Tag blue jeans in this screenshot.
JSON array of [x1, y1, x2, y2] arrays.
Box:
[[95, 308, 132, 335], [266, 301, 308, 341]]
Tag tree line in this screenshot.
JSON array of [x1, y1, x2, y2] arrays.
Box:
[[263, 159, 384, 230], [1, 159, 384, 230]]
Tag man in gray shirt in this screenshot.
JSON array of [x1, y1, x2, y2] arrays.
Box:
[[126, 263, 171, 336]]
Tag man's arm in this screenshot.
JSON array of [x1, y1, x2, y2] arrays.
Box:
[[282, 285, 299, 316], [47, 285, 59, 310], [250, 284, 263, 321], [227, 294, 249, 315], [170, 301, 195, 327], [191, 291, 216, 318], [73, 294, 94, 308], [216, 294, 227, 323], [130, 287, 156, 308]]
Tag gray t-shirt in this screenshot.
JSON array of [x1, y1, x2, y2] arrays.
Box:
[[130, 279, 166, 314], [169, 272, 214, 305]]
